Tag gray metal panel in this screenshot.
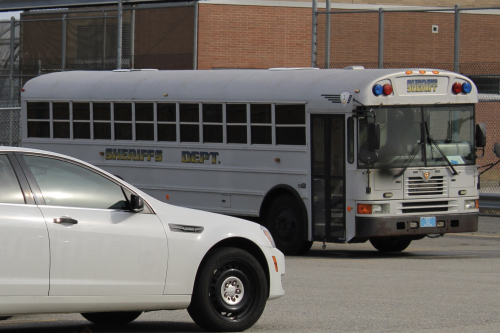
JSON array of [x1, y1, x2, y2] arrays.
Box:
[[0, 0, 189, 12]]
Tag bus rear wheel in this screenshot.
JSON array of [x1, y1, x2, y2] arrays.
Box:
[[369, 236, 412, 252], [266, 194, 307, 256]]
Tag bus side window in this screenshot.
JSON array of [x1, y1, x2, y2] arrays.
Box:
[[27, 102, 50, 138], [157, 103, 176, 142], [114, 103, 132, 140], [73, 102, 91, 139], [226, 104, 247, 144], [250, 104, 272, 144], [348, 117, 354, 164], [93, 102, 111, 140], [203, 104, 223, 143], [135, 103, 154, 141], [275, 104, 306, 145], [53, 102, 70, 139]]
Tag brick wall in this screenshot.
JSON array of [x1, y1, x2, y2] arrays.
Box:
[[197, 4, 312, 69]]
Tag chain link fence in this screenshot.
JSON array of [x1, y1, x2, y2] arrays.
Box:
[[0, 108, 21, 147]]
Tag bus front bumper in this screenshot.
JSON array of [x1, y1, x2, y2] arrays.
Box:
[[355, 213, 478, 239]]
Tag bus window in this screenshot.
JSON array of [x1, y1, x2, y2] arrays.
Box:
[[226, 104, 247, 144], [93, 102, 111, 140], [114, 103, 132, 140], [203, 104, 223, 143], [135, 103, 154, 141], [53, 102, 70, 139], [250, 104, 271, 144], [27, 102, 50, 138], [180, 103, 200, 142], [347, 117, 354, 163], [275, 104, 305, 145], [158, 103, 176, 142], [73, 102, 91, 139]]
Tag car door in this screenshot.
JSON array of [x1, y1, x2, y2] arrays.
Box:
[[0, 153, 49, 296], [17, 153, 169, 296]]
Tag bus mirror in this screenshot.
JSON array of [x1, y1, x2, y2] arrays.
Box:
[[476, 123, 486, 148], [367, 122, 380, 151], [359, 150, 379, 165], [130, 194, 144, 213], [494, 143, 500, 159]]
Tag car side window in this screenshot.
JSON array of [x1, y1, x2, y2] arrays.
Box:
[[0, 155, 25, 204], [23, 155, 128, 210]]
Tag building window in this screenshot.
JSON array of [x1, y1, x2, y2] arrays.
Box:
[[27, 102, 50, 138], [275, 104, 306, 145], [180, 103, 199, 142], [251, 104, 272, 144], [226, 104, 247, 144], [203, 104, 223, 143], [157, 103, 176, 142]]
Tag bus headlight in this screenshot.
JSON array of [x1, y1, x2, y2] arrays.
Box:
[[357, 204, 389, 214], [464, 200, 477, 210]]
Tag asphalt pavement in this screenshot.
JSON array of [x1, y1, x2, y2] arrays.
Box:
[[1, 216, 499, 332]]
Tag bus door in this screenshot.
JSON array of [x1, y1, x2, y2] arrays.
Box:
[[311, 114, 346, 243]]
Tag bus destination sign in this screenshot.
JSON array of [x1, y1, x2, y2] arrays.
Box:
[[407, 79, 438, 93]]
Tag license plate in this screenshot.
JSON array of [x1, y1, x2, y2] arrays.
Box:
[[420, 216, 436, 227]]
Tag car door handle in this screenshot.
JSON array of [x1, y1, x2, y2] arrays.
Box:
[[53, 216, 78, 224]]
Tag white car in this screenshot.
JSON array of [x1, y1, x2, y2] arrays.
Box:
[[0, 147, 285, 332]]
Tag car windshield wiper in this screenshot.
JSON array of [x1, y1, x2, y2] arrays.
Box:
[[425, 122, 458, 176]]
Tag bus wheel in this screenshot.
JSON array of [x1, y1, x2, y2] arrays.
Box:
[[369, 237, 412, 252], [266, 194, 305, 255]]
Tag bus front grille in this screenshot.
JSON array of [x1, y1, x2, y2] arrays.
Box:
[[401, 201, 450, 214], [406, 176, 447, 197]]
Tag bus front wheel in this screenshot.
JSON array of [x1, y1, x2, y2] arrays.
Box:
[[369, 236, 412, 252], [266, 194, 308, 256]]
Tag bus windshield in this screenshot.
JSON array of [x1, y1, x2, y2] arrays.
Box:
[[358, 105, 475, 169]]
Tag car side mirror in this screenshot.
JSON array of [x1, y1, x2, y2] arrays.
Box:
[[367, 122, 380, 151], [130, 194, 144, 213], [476, 123, 486, 148]]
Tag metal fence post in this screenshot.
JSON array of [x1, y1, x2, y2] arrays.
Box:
[[454, 4, 460, 73], [378, 8, 384, 69], [117, 0, 123, 69], [131, 6, 135, 69], [325, 0, 331, 69], [193, 1, 198, 70], [9, 17, 15, 146], [62, 14, 67, 71], [311, 0, 317, 68]]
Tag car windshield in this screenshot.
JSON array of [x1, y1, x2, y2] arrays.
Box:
[[358, 105, 475, 169]]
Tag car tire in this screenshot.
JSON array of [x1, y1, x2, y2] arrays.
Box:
[[266, 194, 306, 255], [188, 247, 268, 332], [81, 311, 142, 325], [369, 237, 412, 252]]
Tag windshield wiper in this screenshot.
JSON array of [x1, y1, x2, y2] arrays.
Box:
[[425, 122, 458, 176], [394, 142, 424, 178]]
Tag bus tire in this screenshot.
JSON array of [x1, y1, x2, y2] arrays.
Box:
[[188, 247, 267, 332], [369, 237, 412, 252], [266, 194, 305, 256]]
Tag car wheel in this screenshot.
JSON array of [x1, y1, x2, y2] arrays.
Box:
[[81, 311, 142, 325], [266, 194, 306, 255], [370, 237, 412, 252], [188, 247, 268, 332]]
